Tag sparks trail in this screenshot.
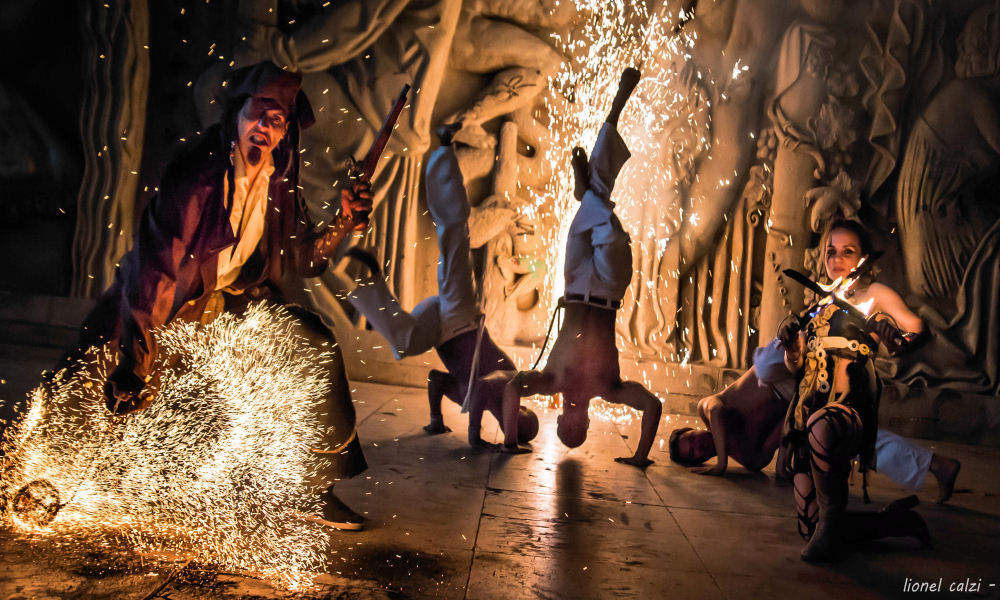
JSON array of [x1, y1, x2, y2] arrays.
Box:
[[1, 304, 336, 589]]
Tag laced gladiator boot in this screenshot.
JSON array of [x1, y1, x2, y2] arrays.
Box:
[[800, 455, 852, 561]]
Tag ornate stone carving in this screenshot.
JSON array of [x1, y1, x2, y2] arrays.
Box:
[[892, 3, 1000, 394], [72, 0, 150, 296], [759, 0, 940, 343], [444, 0, 577, 345]]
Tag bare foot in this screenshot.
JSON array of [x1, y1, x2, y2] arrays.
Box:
[[930, 454, 961, 503]]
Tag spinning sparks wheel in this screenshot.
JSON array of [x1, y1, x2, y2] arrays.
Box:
[[11, 479, 61, 526]]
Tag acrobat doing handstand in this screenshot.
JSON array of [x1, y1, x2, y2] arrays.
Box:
[[500, 68, 663, 466], [345, 125, 539, 450]]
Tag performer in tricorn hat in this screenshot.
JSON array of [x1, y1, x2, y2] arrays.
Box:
[[50, 61, 373, 530]]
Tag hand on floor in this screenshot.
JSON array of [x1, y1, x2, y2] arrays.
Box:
[[689, 465, 726, 476], [615, 456, 653, 469]]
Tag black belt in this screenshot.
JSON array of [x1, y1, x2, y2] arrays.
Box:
[[564, 293, 621, 310]]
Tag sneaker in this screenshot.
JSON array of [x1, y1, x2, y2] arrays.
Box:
[[304, 491, 364, 531]]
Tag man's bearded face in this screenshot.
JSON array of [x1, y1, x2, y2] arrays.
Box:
[[237, 97, 288, 167]]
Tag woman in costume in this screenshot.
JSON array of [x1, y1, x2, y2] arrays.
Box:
[[780, 219, 928, 561]]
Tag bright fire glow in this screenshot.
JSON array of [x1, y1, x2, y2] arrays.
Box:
[[522, 1, 707, 421], [854, 297, 876, 316], [1, 304, 333, 588]]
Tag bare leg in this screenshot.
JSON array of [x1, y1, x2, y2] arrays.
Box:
[[606, 381, 662, 468]]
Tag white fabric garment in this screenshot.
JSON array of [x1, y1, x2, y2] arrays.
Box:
[[754, 337, 796, 402], [215, 149, 274, 291], [346, 145, 478, 358], [564, 122, 633, 303], [874, 429, 933, 490]]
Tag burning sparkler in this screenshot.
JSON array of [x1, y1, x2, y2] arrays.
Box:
[[1, 303, 335, 588]]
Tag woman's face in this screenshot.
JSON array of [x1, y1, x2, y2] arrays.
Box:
[[825, 228, 865, 281]]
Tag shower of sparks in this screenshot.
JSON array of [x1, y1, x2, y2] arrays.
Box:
[[522, 0, 710, 422], [1, 304, 334, 589]]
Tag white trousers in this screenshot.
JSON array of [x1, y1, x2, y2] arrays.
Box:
[[347, 146, 479, 358]]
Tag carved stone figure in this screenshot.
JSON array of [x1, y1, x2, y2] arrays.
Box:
[[618, 0, 785, 367], [74, 0, 150, 296], [480, 122, 547, 345], [759, 0, 940, 344], [446, 0, 574, 149], [444, 1, 577, 345], [893, 3, 1000, 393]]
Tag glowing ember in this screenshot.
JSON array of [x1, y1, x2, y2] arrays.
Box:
[[1, 304, 334, 588]]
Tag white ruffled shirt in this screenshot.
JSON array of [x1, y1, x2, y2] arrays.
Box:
[[215, 149, 274, 291]]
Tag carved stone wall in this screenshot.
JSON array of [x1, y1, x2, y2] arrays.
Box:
[[5, 0, 998, 402], [72, 0, 150, 297]]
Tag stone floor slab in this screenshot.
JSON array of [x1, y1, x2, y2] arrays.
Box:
[[2, 359, 999, 599]]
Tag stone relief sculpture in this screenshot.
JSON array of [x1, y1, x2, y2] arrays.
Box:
[[759, 0, 940, 342], [446, 0, 575, 150], [73, 0, 150, 296], [480, 122, 547, 345], [617, 0, 786, 368], [115, 0, 995, 399], [444, 0, 579, 345], [893, 3, 1000, 394]]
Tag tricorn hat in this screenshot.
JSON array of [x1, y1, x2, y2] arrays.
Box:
[[226, 61, 315, 129]]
